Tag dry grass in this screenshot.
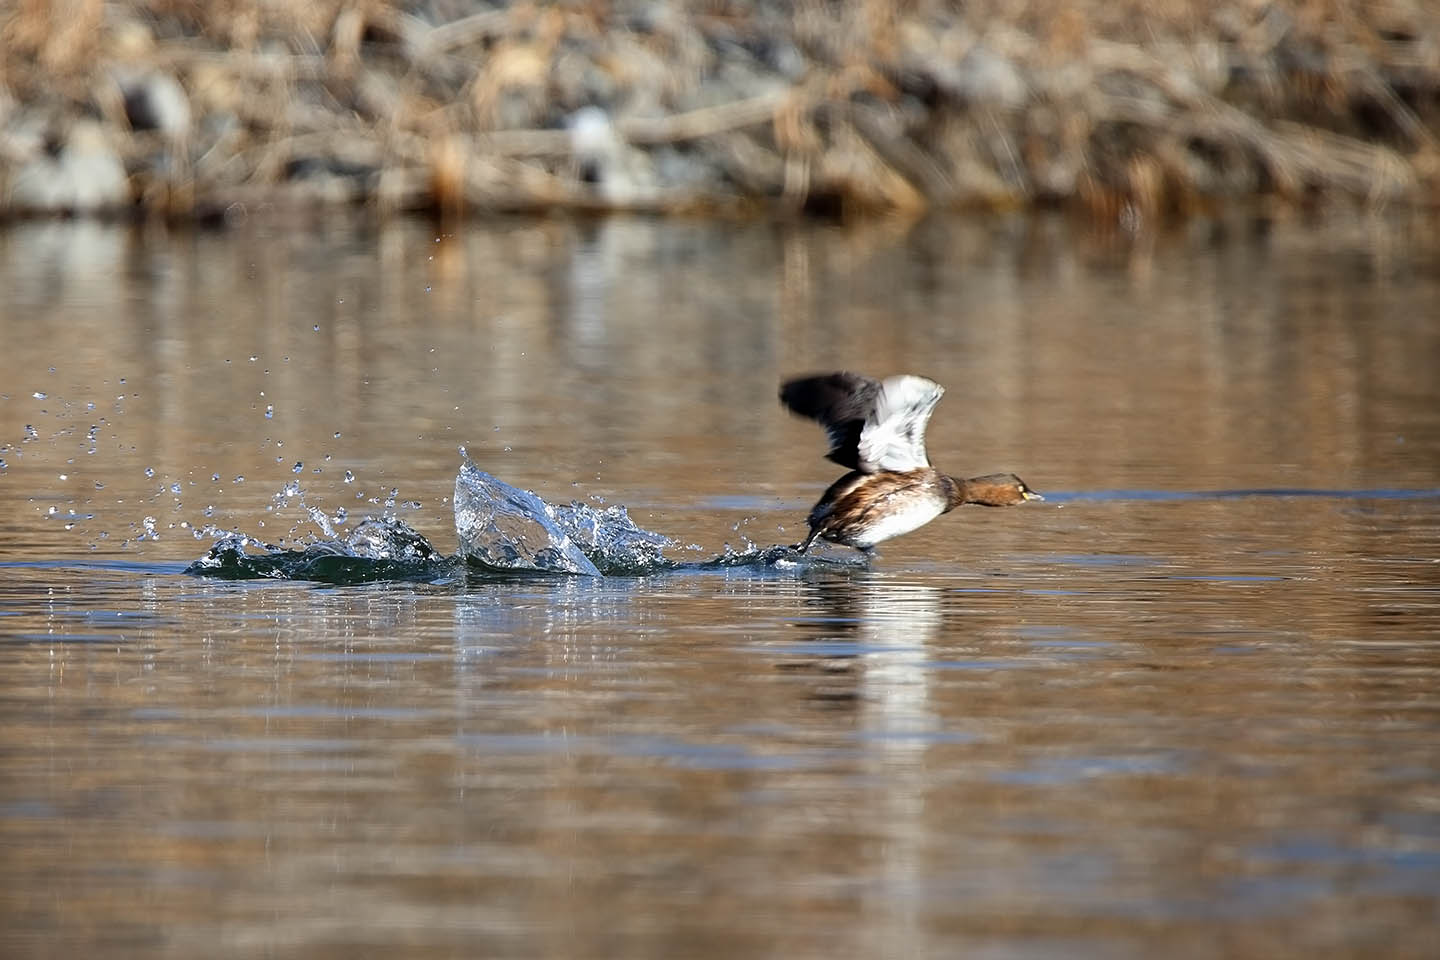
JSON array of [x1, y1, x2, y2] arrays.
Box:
[[1, 0, 1437, 220]]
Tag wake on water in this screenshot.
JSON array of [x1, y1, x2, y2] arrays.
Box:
[[183, 452, 1435, 584], [186, 449, 855, 583]]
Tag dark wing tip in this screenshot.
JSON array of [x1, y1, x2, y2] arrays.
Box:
[[779, 372, 875, 419], [778, 374, 826, 416], [780, 372, 878, 471]]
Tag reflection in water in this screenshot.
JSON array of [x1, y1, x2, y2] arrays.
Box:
[[3, 213, 1437, 547], [854, 582, 943, 959], [1, 213, 1438, 957]]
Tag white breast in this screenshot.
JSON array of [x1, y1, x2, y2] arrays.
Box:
[[847, 498, 947, 548]]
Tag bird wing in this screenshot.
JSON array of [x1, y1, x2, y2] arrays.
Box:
[[780, 372, 943, 473], [780, 372, 882, 471], [856, 375, 943, 472]]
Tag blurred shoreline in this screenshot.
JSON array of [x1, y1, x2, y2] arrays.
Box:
[[2, 1, 1438, 223]]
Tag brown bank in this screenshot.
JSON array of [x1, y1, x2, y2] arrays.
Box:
[[2, 0, 1438, 222]]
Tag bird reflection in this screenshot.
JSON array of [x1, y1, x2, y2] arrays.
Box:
[[785, 573, 943, 953], [784, 574, 942, 733]]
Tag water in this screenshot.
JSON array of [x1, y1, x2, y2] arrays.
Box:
[[2, 213, 1439, 957]]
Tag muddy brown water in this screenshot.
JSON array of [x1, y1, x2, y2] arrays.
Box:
[[1, 213, 1438, 958]]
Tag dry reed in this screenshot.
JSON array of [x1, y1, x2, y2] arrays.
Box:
[[1, 0, 1437, 221]]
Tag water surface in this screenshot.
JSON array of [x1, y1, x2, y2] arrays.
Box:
[[2, 213, 1438, 958]]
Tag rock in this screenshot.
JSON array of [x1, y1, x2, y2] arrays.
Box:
[[120, 72, 191, 138], [569, 106, 618, 182], [930, 44, 1028, 109], [7, 156, 66, 213], [7, 121, 129, 215], [767, 39, 808, 81], [65, 123, 131, 210], [567, 106, 656, 204], [950, 44, 1031, 110]]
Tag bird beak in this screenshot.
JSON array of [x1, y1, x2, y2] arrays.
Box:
[[1023, 490, 1045, 502]]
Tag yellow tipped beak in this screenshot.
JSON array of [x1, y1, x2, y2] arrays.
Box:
[[1023, 490, 1045, 502]]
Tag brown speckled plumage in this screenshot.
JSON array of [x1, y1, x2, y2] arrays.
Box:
[[781, 372, 1042, 554]]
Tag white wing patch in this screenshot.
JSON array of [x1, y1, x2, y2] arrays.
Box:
[[857, 375, 943, 473]]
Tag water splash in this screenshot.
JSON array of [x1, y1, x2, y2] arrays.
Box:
[[549, 501, 673, 575], [453, 454, 603, 576], [453, 452, 682, 576], [186, 450, 839, 583], [186, 518, 455, 582]]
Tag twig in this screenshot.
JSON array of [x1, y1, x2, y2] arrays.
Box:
[[411, 10, 512, 56], [621, 92, 791, 145]]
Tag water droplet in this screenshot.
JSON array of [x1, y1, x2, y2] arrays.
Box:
[[144, 466, 155, 478], [292, 462, 303, 474], [249, 356, 258, 362], [503, 445, 512, 452], [314, 324, 321, 331], [212, 473, 220, 482], [265, 405, 274, 419], [48, 367, 55, 374], [233, 475, 245, 484], [58, 473, 67, 480], [333, 431, 341, 439], [204, 505, 214, 517], [170, 482, 182, 494], [47, 505, 57, 516], [344, 470, 354, 483], [32, 391, 47, 399], [95, 481, 104, 489]]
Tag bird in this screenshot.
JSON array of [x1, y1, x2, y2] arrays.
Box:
[[780, 371, 1042, 554]]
